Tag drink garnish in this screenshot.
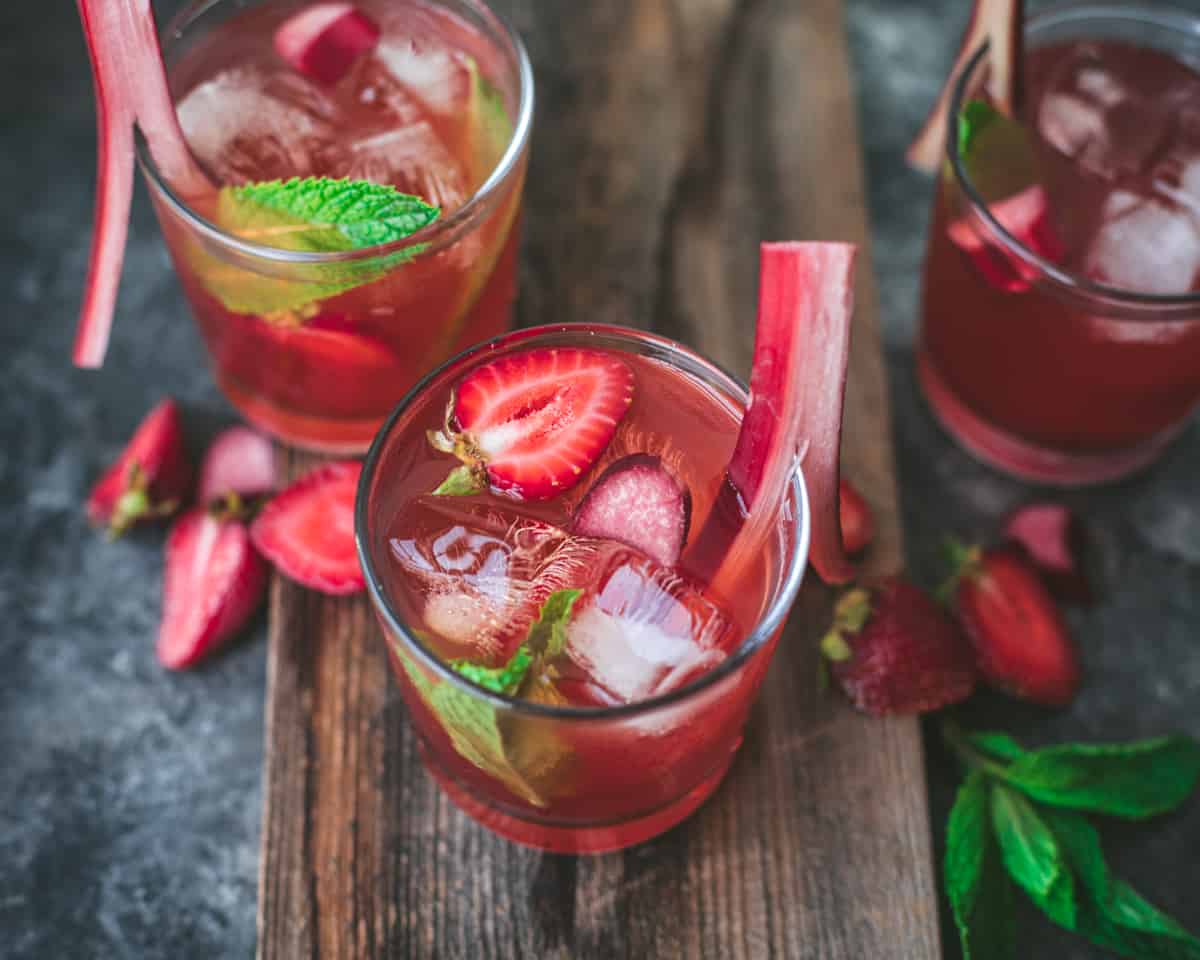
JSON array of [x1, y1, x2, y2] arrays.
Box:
[[908, 0, 1025, 173], [428, 348, 635, 501], [251, 460, 365, 595], [942, 722, 1200, 958], [273, 3, 381, 87], [197, 426, 279, 507], [1002, 503, 1091, 604], [838, 477, 875, 556], [573, 454, 691, 566]]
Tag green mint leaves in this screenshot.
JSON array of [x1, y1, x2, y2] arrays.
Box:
[[197, 177, 439, 316], [957, 98, 999, 163], [523, 588, 583, 661], [944, 723, 1200, 959], [452, 646, 533, 695]]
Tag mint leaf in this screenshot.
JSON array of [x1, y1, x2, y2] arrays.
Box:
[[1043, 809, 1200, 959], [968, 731, 1028, 764], [958, 98, 998, 161], [197, 177, 440, 316], [1003, 736, 1200, 820], [525, 589, 583, 659], [991, 784, 1077, 929], [945, 770, 1014, 960], [452, 646, 534, 695]]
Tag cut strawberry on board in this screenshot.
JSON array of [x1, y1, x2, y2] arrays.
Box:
[[429, 348, 635, 501], [197, 426, 279, 506], [945, 543, 1080, 706], [822, 578, 976, 716], [87, 397, 192, 537], [687, 242, 858, 590], [157, 508, 268, 670], [573, 455, 691, 567], [251, 460, 365, 595], [839, 477, 875, 555], [907, 0, 1025, 173], [946, 185, 1064, 292], [274, 3, 381, 87], [1002, 502, 1090, 603], [74, 0, 210, 368]]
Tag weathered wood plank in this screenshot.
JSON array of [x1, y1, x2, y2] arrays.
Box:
[[258, 0, 941, 956]]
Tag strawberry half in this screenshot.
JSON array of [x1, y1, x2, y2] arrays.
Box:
[[821, 577, 977, 716], [946, 543, 1081, 706], [251, 460, 365, 595], [573, 454, 691, 566], [87, 397, 192, 537], [1002, 502, 1090, 604], [157, 508, 268, 670], [946, 185, 1065, 293], [839, 477, 875, 555], [198, 425, 279, 506], [429, 348, 635, 501]]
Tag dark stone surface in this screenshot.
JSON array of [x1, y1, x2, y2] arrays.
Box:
[[0, 1, 1196, 957]]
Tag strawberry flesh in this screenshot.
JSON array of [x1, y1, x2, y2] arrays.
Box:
[[438, 347, 635, 501], [87, 397, 192, 536], [198, 426, 279, 506], [251, 460, 365, 595], [157, 508, 268, 669], [838, 477, 875, 555], [1002, 502, 1090, 603], [273, 3, 381, 87], [946, 185, 1064, 292], [823, 578, 977, 716], [953, 546, 1080, 705], [573, 455, 691, 566]]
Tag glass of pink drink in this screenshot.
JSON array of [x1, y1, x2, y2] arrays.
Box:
[[918, 2, 1200, 484], [356, 323, 813, 853], [138, 0, 532, 453]]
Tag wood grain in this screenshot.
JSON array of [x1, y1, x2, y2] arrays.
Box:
[[257, 0, 942, 956]]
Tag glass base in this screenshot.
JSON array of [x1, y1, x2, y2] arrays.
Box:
[[423, 753, 734, 854], [221, 378, 382, 455], [916, 349, 1179, 486]]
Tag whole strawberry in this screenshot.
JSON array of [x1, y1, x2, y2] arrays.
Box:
[[822, 577, 976, 716], [87, 397, 191, 537], [945, 543, 1080, 706]]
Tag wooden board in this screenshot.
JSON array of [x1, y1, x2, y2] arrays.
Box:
[[257, 0, 942, 956]]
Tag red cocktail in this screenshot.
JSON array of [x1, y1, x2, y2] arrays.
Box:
[[139, 0, 531, 452], [918, 2, 1200, 484]]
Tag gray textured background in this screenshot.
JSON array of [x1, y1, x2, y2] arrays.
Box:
[[2, 1, 1198, 957]]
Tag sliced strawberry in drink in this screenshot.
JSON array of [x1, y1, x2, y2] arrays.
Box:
[[946, 184, 1064, 292], [573, 455, 691, 567], [429, 348, 635, 501], [251, 460, 365, 594], [87, 397, 192, 537], [838, 477, 875, 556], [274, 3, 381, 87], [197, 425, 279, 506], [907, 0, 1025, 173], [157, 508, 268, 669], [1002, 502, 1090, 603], [946, 544, 1081, 705]]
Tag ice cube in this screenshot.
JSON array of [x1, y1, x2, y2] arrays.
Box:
[[1038, 93, 1108, 169], [564, 549, 736, 703], [340, 122, 469, 209], [1074, 65, 1126, 107], [176, 67, 336, 183], [1085, 190, 1200, 294], [373, 39, 469, 117]]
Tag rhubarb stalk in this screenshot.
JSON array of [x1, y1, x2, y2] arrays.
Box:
[[907, 0, 1024, 174], [74, 0, 210, 368]]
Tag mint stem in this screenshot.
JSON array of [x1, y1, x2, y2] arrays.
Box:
[[943, 720, 1015, 783]]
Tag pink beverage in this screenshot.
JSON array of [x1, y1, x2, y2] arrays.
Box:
[[918, 3, 1200, 484], [140, 0, 529, 452], [357, 325, 811, 853]]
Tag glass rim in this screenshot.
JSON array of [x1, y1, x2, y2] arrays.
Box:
[[945, 0, 1200, 314], [137, 0, 535, 264], [354, 322, 813, 721]]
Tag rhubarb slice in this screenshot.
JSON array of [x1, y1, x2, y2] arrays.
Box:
[[573, 455, 691, 566], [74, 0, 210, 368], [273, 4, 381, 87], [688, 242, 857, 589], [907, 0, 1024, 173]]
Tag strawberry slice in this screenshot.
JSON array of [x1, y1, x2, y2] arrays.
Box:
[[822, 578, 977, 716], [1002, 502, 1090, 603], [429, 348, 635, 501], [87, 397, 192, 537], [274, 3, 381, 87], [946, 185, 1064, 292], [946, 544, 1081, 706], [573, 455, 691, 566], [157, 508, 268, 669], [839, 477, 875, 555], [251, 460, 365, 594], [197, 426, 279, 506]]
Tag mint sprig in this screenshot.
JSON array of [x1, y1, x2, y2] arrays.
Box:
[[943, 723, 1200, 959], [195, 176, 440, 316]]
